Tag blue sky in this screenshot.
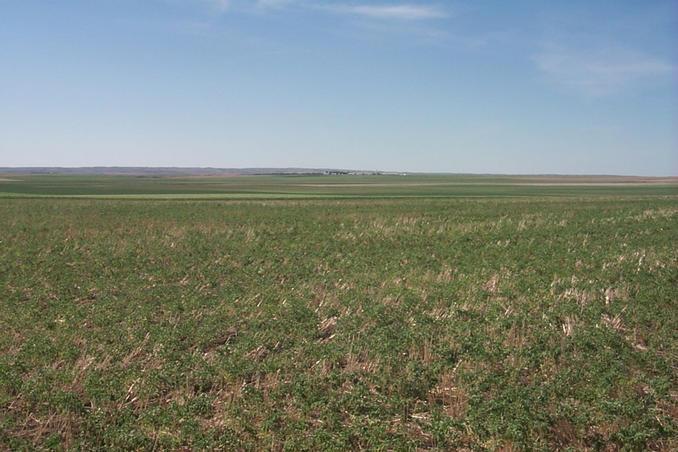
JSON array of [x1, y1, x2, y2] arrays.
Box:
[[1, 0, 676, 175]]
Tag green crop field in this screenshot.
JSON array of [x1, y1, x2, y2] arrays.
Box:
[[1, 174, 677, 199], [1, 175, 677, 450]]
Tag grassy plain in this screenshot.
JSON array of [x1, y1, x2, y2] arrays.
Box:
[[1, 175, 677, 450]]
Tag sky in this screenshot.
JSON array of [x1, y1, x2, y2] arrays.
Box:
[[1, 0, 677, 175]]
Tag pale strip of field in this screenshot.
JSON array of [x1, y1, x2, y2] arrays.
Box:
[[297, 181, 678, 187], [0, 193, 321, 199], [0, 192, 531, 200], [0, 178, 21, 182], [514, 176, 678, 183]]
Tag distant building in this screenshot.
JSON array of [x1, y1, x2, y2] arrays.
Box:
[[323, 170, 349, 175]]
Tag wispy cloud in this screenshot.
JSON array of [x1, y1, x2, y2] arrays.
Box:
[[338, 4, 446, 20], [253, 1, 447, 20], [533, 44, 676, 96], [178, 1, 450, 43]]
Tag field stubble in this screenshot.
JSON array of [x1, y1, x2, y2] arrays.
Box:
[[1, 195, 677, 450]]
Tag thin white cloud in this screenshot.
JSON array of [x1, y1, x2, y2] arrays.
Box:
[[534, 45, 676, 96], [195, 1, 447, 20], [342, 4, 446, 20], [258, 2, 447, 20]]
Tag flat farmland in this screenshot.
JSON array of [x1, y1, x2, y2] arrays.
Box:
[[1, 174, 677, 198], [1, 175, 677, 450]]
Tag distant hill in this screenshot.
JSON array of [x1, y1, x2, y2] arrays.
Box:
[[0, 167, 383, 176]]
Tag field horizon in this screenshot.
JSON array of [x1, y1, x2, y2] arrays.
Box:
[[2, 167, 678, 178]]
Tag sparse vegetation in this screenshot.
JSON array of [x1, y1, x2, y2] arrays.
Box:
[[1, 176, 677, 450]]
